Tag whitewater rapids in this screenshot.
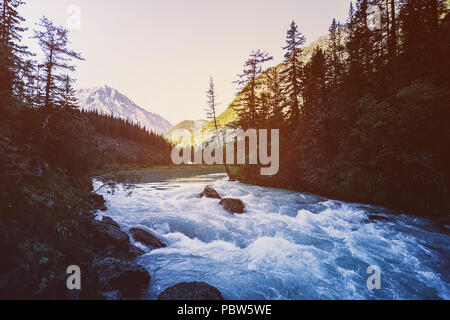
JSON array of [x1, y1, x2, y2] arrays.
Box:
[[94, 173, 449, 299]]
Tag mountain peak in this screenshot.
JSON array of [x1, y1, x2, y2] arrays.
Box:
[[76, 86, 172, 134]]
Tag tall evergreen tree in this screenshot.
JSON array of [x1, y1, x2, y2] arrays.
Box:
[[280, 21, 305, 127], [398, 0, 444, 79], [303, 47, 328, 113], [345, 0, 383, 96], [266, 68, 285, 128], [370, 0, 392, 71], [0, 0, 32, 105], [300, 47, 334, 164], [205, 76, 232, 179], [327, 18, 345, 85], [13, 57, 34, 104], [256, 92, 270, 127], [347, 0, 377, 76], [205, 77, 220, 133], [33, 16, 83, 110], [233, 49, 273, 128], [58, 74, 78, 110]]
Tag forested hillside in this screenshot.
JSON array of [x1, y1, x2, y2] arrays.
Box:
[[228, 0, 450, 217], [198, 36, 330, 137]]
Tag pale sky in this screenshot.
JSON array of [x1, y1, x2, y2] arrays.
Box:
[[21, 0, 351, 125]]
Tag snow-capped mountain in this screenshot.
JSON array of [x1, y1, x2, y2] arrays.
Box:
[[76, 86, 172, 134]]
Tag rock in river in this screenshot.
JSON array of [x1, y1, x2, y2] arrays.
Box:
[[88, 193, 107, 211], [90, 257, 150, 297], [129, 227, 167, 249], [157, 281, 224, 300], [91, 216, 129, 248], [219, 198, 245, 214], [101, 216, 120, 229], [200, 186, 222, 199]]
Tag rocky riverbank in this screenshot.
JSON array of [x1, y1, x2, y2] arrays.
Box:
[[0, 134, 151, 299], [0, 186, 150, 298], [0, 134, 226, 299]]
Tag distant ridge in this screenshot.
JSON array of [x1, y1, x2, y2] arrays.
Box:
[[164, 119, 208, 145], [76, 85, 172, 134]]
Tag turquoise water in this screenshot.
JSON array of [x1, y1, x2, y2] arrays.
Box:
[[95, 173, 449, 299]]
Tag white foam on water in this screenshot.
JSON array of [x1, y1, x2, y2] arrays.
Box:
[[94, 174, 450, 300]]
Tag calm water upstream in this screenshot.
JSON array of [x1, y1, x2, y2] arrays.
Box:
[[94, 172, 449, 299]]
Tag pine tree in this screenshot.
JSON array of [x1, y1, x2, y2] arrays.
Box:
[[398, 0, 444, 79], [300, 47, 333, 164], [205, 76, 232, 179], [233, 49, 273, 128], [0, 0, 33, 105], [345, 0, 379, 95], [369, 0, 391, 71], [33, 16, 83, 110], [256, 92, 270, 127], [266, 68, 285, 128], [280, 21, 305, 127], [58, 74, 78, 110], [13, 58, 34, 104], [327, 19, 345, 85], [349, 0, 377, 74], [349, 1, 355, 22], [205, 77, 220, 132], [303, 47, 327, 110]]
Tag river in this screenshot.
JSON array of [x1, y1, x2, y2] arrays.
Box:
[[94, 170, 449, 300]]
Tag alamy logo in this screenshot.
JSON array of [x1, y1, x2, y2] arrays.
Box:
[[170, 123, 279, 176], [66, 265, 81, 290], [366, 265, 381, 290]]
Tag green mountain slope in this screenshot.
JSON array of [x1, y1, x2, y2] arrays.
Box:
[[165, 120, 208, 145]]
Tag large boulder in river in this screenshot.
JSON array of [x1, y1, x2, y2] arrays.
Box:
[[130, 228, 167, 249], [219, 198, 245, 214], [87, 216, 144, 258], [157, 281, 224, 300], [88, 193, 107, 211], [90, 216, 129, 248], [102, 216, 120, 229], [90, 257, 150, 297], [200, 186, 222, 199]]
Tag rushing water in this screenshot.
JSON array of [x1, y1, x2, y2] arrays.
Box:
[[94, 172, 449, 300]]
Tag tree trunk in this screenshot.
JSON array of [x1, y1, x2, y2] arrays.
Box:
[[390, 0, 397, 58], [44, 47, 54, 109]]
